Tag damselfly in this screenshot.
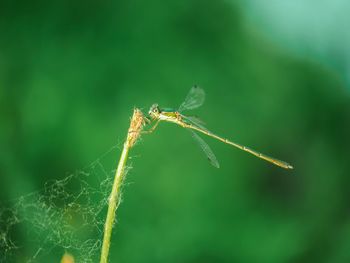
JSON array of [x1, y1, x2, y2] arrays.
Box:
[[146, 86, 293, 169]]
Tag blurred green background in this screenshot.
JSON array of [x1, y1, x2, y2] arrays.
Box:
[[1, 0, 350, 262]]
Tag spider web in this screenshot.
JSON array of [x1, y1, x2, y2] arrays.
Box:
[[0, 144, 132, 263]]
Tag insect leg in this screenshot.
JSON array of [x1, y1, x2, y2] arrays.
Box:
[[142, 120, 160, 134]]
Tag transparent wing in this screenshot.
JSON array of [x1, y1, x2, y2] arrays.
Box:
[[184, 115, 206, 127], [182, 115, 209, 132], [190, 130, 220, 168], [178, 86, 205, 112]]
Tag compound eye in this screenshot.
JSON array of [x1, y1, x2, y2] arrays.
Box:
[[153, 107, 158, 113]]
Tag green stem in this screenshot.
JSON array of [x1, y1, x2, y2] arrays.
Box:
[[99, 142, 129, 263], [99, 109, 144, 263]]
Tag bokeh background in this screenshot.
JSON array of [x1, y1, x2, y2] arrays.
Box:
[[1, 0, 350, 262]]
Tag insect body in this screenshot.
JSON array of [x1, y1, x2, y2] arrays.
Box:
[[147, 86, 293, 169]]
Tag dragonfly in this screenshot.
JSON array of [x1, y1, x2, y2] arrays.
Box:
[[146, 86, 293, 169]]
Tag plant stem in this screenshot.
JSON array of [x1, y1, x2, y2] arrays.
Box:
[[100, 109, 144, 263]]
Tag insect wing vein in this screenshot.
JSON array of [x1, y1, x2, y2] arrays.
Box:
[[190, 130, 220, 168], [178, 86, 205, 112]]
